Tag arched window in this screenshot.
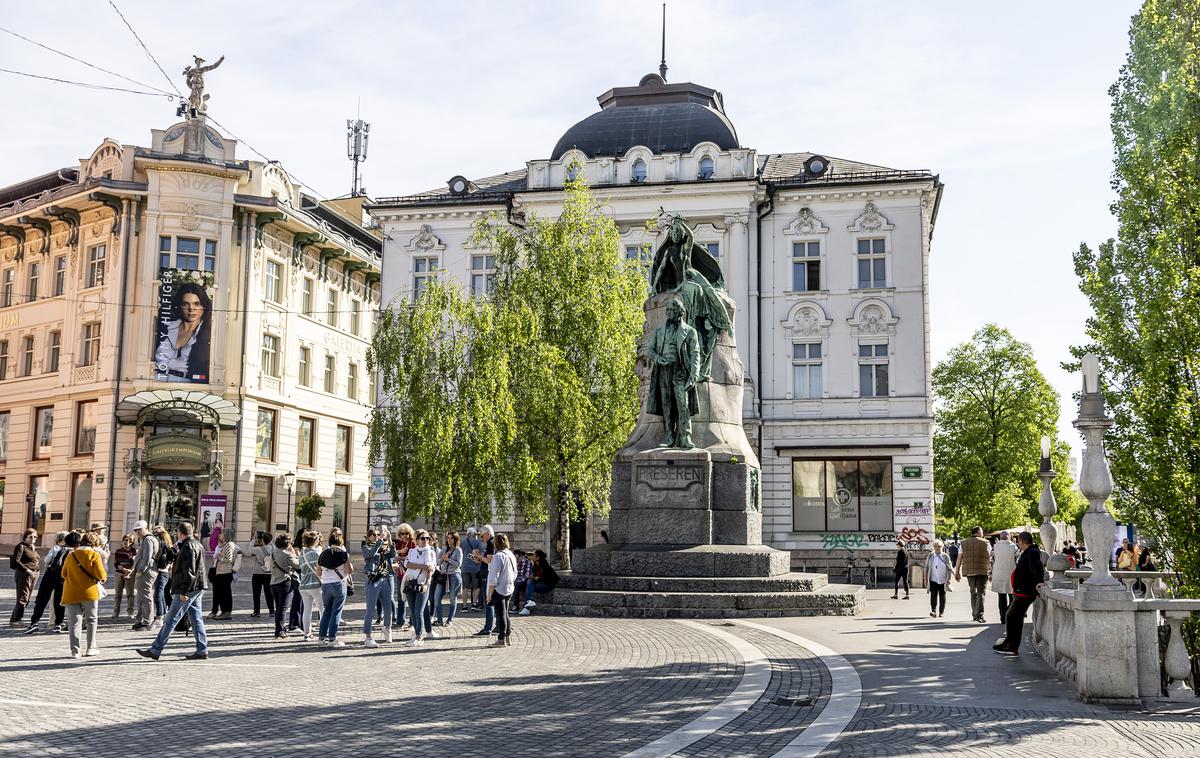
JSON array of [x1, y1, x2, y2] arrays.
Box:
[[631, 159, 647, 183], [698, 156, 714, 180]]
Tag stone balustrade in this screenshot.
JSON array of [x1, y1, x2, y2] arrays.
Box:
[[1033, 576, 1200, 703]]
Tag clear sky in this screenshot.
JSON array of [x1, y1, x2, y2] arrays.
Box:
[[0, 0, 1141, 453]]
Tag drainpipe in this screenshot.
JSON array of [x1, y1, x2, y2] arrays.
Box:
[[230, 209, 255, 536], [105, 198, 136, 529], [754, 186, 775, 457]]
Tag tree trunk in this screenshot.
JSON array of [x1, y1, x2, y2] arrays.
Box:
[[557, 475, 572, 571]]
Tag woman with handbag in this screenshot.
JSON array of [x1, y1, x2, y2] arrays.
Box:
[[401, 530, 437, 647], [486, 533, 517, 648], [270, 533, 301, 639], [209, 530, 242, 620], [316, 528, 354, 647], [432, 531, 463, 627], [151, 527, 175, 626], [297, 531, 324, 641], [60, 531, 107, 658], [392, 524, 415, 630]]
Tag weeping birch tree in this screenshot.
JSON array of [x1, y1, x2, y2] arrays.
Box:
[[474, 174, 646, 569]]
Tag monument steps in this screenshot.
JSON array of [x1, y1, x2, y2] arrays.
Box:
[[541, 582, 865, 618], [557, 570, 829, 594]]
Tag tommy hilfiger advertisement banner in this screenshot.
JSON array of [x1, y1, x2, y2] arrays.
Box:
[[153, 269, 214, 383]]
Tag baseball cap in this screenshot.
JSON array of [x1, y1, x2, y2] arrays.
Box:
[[133, 520, 148, 531]]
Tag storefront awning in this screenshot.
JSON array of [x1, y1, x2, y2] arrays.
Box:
[[115, 389, 240, 429]]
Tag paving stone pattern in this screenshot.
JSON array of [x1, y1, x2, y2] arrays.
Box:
[[818, 701, 1200, 757], [675, 623, 832, 758], [0, 597, 743, 756]]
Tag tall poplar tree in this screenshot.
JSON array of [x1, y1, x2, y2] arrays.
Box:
[[1073, 0, 1200, 591]]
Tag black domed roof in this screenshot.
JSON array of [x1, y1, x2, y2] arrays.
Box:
[[551, 76, 739, 160]]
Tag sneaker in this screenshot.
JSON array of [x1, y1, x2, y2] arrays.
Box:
[[364, 638, 378, 649], [473, 629, 491, 636], [504, 636, 512, 647], [929, 612, 936, 618], [52, 625, 65, 634], [890, 595, 898, 599], [329, 639, 345, 648], [374, 617, 382, 625], [150, 619, 163, 630], [70, 651, 81, 659], [444, 620, 453, 627], [432, 620, 443, 627], [903, 595, 910, 600], [274, 633, 288, 640], [992, 641, 1008, 651], [518, 608, 530, 616], [317, 638, 328, 646], [135, 648, 160, 661], [489, 638, 506, 648], [131, 623, 148, 631], [938, 612, 944, 617], [525, 600, 536, 608], [303, 633, 313, 642], [185, 652, 208, 660], [994, 649, 1019, 657], [23, 624, 38, 635], [84, 648, 99, 657], [250, 613, 261, 618]]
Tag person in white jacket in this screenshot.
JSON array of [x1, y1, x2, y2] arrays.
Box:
[[990, 531, 1019, 622], [486, 533, 517, 648], [925, 540, 953, 618]]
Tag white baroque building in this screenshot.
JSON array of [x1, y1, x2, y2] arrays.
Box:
[[370, 72, 942, 566]]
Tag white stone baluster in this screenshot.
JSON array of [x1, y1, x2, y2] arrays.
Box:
[[1162, 611, 1197, 700]]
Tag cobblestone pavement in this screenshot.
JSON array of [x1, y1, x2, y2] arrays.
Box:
[[0, 573, 836, 757], [3, 570, 1199, 757]]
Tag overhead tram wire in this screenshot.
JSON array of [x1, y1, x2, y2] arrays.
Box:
[[204, 112, 332, 202], [105, 0, 183, 99], [0, 25, 173, 96], [0, 67, 170, 97]]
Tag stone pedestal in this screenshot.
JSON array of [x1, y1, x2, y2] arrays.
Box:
[[541, 281, 861, 618], [1073, 586, 1141, 704]]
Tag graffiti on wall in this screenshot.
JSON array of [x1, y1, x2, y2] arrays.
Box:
[[820, 533, 868, 552], [819, 527, 933, 553]]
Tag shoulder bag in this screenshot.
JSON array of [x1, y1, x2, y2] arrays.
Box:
[[73, 552, 109, 599]]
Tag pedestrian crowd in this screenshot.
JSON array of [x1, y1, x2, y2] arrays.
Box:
[[8, 519, 559, 661]]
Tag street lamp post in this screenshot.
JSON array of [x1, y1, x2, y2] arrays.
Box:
[[1038, 435, 1071, 587], [284, 470, 296, 531], [1074, 353, 1122, 592]]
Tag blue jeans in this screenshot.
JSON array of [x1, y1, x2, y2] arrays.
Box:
[[149, 590, 208, 656], [364, 576, 394, 636], [434, 574, 462, 623], [394, 577, 406, 626], [526, 580, 551, 603], [403, 580, 430, 639], [481, 589, 494, 632], [153, 572, 170, 618], [319, 583, 347, 640]]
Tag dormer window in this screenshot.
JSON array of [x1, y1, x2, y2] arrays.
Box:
[[698, 156, 714, 180], [631, 159, 647, 183], [566, 164, 581, 182]]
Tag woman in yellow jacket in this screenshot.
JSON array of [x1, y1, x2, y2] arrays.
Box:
[[61, 531, 108, 658]]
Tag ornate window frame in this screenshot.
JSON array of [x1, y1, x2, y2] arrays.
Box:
[[847, 202, 894, 291], [784, 207, 829, 292], [781, 302, 832, 401]]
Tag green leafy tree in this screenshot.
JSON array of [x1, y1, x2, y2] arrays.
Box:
[[295, 493, 325, 527], [368, 278, 520, 526], [933, 325, 1087, 534], [1071, 0, 1200, 592], [473, 171, 646, 568]]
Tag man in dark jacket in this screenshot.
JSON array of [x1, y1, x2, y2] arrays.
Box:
[[993, 531, 1044, 656], [137, 522, 208, 661]]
